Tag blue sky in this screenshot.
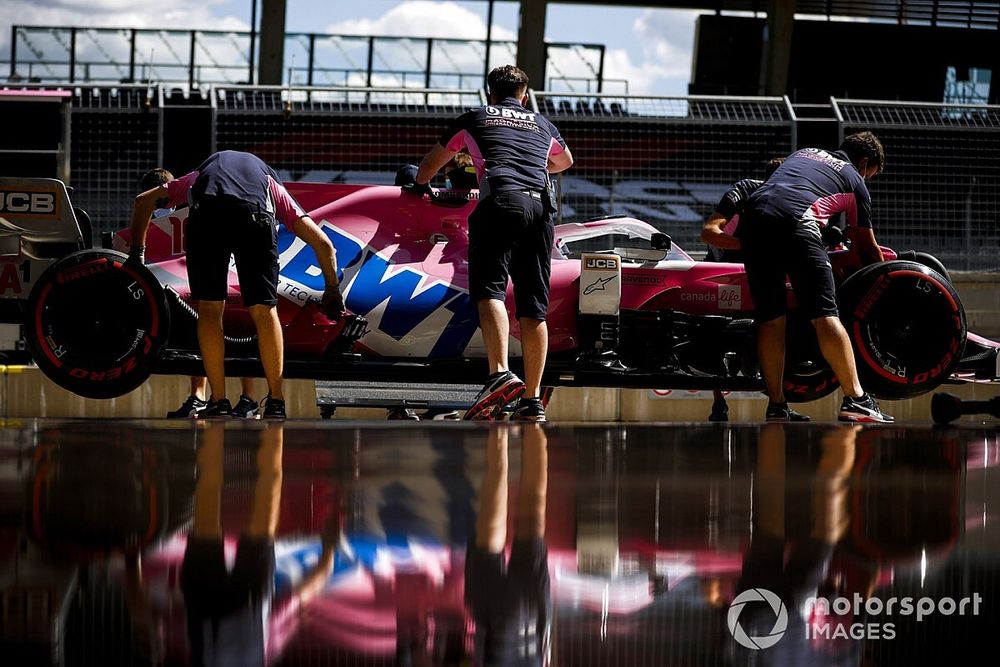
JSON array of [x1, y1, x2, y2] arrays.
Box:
[[1, 0, 704, 94]]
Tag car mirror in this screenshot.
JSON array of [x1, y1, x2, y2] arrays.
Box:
[[650, 233, 671, 251]]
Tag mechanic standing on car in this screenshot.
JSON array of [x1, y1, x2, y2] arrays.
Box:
[[127, 151, 344, 419], [411, 65, 574, 422], [739, 132, 893, 423]]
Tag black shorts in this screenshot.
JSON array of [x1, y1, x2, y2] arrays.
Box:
[[186, 195, 279, 307], [740, 213, 838, 322], [468, 191, 554, 321]]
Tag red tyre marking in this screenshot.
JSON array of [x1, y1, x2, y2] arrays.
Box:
[[853, 321, 902, 383], [886, 269, 959, 313], [33, 282, 62, 369]]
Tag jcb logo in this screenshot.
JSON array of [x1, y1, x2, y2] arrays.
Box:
[[585, 257, 619, 270], [0, 191, 56, 215]]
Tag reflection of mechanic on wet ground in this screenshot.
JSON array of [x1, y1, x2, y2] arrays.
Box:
[[129, 151, 344, 419], [730, 424, 858, 665], [414, 64, 574, 423], [180, 424, 340, 667], [466, 425, 551, 665]]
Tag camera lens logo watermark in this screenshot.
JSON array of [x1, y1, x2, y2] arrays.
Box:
[[727, 588, 788, 650]]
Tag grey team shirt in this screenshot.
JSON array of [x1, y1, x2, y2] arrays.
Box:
[[437, 97, 568, 195], [747, 148, 874, 230], [164, 150, 306, 232]]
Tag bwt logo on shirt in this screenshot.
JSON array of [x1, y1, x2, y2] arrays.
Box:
[[485, 106, 536, 121]]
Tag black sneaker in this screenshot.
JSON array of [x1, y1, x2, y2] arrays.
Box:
[[511, 397, 546, 423], [839, 393, 894, 423], [765, 402, 811, 422], [709, 398, 729, 422], [232, 395, 259, 419], [262, 395, 286, 420], [464, 371, 526, 421], [386, 407, 420, 420], [166, 395, 208, 419], [201, 398, 233, 418]]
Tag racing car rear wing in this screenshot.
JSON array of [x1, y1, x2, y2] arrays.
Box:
[[0, 178, 85, 252]]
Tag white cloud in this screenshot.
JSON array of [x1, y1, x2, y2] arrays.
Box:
[[0, 0, 248, 54], [326, 1, 515, 41], [597, 9, 700, 95]]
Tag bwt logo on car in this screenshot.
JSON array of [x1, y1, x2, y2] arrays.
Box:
[[279, 222, 479, 357], [0, 190, 56, 215]]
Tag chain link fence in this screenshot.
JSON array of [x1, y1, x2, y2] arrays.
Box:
[[834, 99, 1000, 271], [66, 85, 162, 231], [532, 92, 795, 253], [3, 82, 999, 271]]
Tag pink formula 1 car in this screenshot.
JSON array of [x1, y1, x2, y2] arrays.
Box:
[[2, 178, 998, 402]]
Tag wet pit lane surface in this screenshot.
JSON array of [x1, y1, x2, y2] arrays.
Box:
[[1, 420, 998, 666]]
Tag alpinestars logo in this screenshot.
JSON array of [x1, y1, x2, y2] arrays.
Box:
[[727, 588, 788, 650], [584, 276, 616, 295]]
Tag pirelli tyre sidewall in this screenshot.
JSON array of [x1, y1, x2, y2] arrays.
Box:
[[26, 249, 170, 399], [838, 260, 966, 400]]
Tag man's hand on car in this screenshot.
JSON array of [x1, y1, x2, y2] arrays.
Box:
[[125, 245, 145, 270], [321, 284, 345, 317], [401, 181, 432, 198]]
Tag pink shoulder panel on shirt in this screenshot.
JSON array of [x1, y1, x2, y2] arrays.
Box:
[[809, 192, 857, 227], [444, 129, 469, 153], [164, 171, 199, 208], [268, 175, 306, 231], [548, 137, 565, 156]]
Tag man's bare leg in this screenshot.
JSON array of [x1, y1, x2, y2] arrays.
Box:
[[197, 301, 227, 401], [477, 298, 510, 375], [813, 316, 864, 398], [190, 376, 208, 401], [519, 317, 548, 398], [757, 316, 787, 403], [249, 304, 284, 401]]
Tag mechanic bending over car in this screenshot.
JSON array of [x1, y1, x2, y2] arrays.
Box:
[[136, 167, 260, 419], [412, 64, 574, 423], [739, 132, 893, 423], [128, 151, 344, 419], [700, 156, 785, 422]]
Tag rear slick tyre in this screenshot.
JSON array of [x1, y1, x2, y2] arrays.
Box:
[[25, 249, 170, 399]]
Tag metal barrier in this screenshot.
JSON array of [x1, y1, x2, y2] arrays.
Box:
[[532, 91, 795, 252], [3, 81, 999, 271], [833, 98, 1000, 271], [212, 85, 486, 184]]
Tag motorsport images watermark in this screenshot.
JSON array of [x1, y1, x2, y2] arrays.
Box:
[[727, 588, 983, 649]]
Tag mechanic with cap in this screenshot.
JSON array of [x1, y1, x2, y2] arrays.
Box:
[[128, 150, 344, 419], [700, 157, 784, 422], [739, 132, 892, 423], [412, 64, 574, 422]]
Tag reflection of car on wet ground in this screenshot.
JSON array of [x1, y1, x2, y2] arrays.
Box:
[[1, 177, 997, 402]]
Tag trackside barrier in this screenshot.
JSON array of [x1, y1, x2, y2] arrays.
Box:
[[2, 83, 998, 270]]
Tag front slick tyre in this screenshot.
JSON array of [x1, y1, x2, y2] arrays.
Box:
[[838, 260, 965, 400], [25, 249, 170, 399]]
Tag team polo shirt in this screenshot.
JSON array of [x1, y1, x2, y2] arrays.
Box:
[[747, 148, 873, 229], [437, 97, 567, 195], [163, 150, 306, 232]]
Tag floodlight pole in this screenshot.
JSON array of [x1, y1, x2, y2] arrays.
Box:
[[484, 0, 495, 88], [249, 0, 257, 84]]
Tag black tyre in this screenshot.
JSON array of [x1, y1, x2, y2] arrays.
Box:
[[894, 250, 950, 282], [25, 249, 170, 399], [838, 260, 965, 399]]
